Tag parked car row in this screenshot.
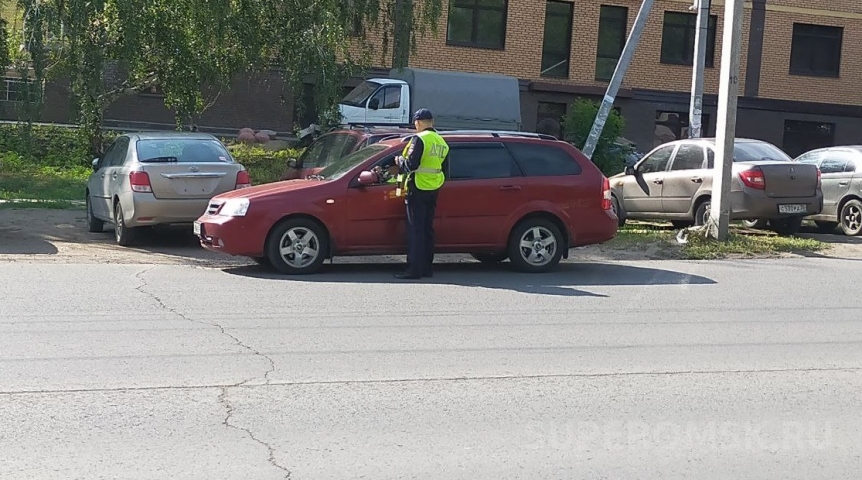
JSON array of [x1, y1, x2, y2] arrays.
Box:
[[609, 138, 825, 236]]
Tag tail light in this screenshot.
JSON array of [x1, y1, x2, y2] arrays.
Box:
[[129, 171, 152, 193], [601, 176, 612, 210], [738, 167, 765, 190], [816, 168, 822, 188], [236, 170, 251, 189]]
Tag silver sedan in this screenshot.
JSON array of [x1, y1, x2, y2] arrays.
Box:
[[795, 146, 862, 236], [85, 132, 250, 245]]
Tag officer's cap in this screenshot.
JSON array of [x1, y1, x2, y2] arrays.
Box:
[[412, 108, 434, 122]]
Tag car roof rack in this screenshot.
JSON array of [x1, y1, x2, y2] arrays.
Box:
[[436, 130, 560, 141], [344, 123, 415, 132]]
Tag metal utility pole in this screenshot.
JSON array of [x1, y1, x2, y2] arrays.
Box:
[[689, 0, 711, 138], [707, 0, 745, 240], [582, 0, 654, 159]]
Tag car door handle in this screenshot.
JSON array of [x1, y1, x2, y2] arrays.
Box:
[[839, 181, 849, 186], [690, 177, 703, 183], [111, 173, 118, 179], [499, 185, 521, 191], [652, 179, 664, 185], [101, 173, 106, 178]]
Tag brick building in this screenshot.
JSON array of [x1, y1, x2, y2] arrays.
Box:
[[2, 0, 860, 157], [374, 0, 862, 157]]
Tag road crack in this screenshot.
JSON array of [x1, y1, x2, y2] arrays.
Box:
[[134, 266, 276, 385], [219, 387, 291, 479]]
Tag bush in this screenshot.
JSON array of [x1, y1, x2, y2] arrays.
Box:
[[224, 142, 305, 185], [0, 124, 304, 187], [562, 98, 630, 176], [0, 124, 101, 169]]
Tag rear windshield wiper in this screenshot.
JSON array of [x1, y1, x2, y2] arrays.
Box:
[[140, 156, 179, 163]]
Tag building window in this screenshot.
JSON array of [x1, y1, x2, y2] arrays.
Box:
[[536, 101, 568, 139], [540, 1, 574, 78], [654, 111, 711, 147], [782, 120, 835, 158], [660, 11, 717, 67], [446, 0, 508, 50], [1, 78, 24, 102], [790, 23, 843, 78], [595, 5, 628, 81]]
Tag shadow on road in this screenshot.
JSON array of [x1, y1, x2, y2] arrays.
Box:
[[223, 261, 716, 297]]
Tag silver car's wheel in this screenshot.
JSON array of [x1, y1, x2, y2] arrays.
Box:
[[840, 199, 862, 236], [507, 219, 564, 273], [114, 202, 136, 246], [266, 218, 329, 275], [86, 194, 104, 233]]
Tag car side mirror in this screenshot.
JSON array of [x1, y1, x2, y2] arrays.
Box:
[[368, 98, 380, 110], [625, 166, 635, 176], [286, 158, 298, 169], [92, 158, 100, 170], [357, 171, 377, 186]]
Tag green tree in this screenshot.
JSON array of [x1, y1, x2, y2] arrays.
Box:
[[13, 0, 445, 156], [562, 98, 631, 176]]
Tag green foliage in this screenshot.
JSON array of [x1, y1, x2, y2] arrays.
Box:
[[0, 152, 90, 201], [8, 0, 445, 154], [226, 143, 305, 185], [562, 98, 630, 176]]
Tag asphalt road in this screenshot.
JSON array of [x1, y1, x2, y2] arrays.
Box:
[[2, 257, 861, 479]]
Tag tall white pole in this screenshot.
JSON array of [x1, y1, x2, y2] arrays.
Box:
[[689, 0, 711, 138], [708, 0, 745, 240], [582, 0, 654, 159]]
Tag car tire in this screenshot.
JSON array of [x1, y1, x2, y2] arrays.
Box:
[[694, 199, 711, 227], [742, 219, 768, 230], [114, 201, 137, 246], [506, 218, 564, 274], [814, 221, 838, 233], [471, 253, 508, 264], [266, 218, 328, 275], [611, 195, 626, 227], [839, 199, 862, 236], [769, 216, 804, 236], [671, 220, 694, 229], [86, 194, 104, 233]]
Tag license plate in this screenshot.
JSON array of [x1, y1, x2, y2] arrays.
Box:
[[778, 204, 807, 214], [193, 221, 201, 235]]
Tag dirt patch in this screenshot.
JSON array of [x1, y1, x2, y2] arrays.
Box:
[[0, 208, 251, 267], [2, 208, 861, 267]]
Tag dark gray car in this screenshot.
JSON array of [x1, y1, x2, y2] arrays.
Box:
[[794, 146, 862, 236]]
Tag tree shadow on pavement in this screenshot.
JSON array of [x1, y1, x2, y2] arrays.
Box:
[[222, 261, 716, 297]]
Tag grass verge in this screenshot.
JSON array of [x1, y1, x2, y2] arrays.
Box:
[[605, 223, 828, 260], [1, 154, 89, 203]]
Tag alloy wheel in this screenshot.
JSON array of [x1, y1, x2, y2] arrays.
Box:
[[517, 226, 557, 267], [843, 203, 862, 235], [278, 226, 321, 268]]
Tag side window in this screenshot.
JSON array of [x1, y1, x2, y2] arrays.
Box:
[[301, 135, 336, 168], [109, 137, 130, 166], [505, 142, 582, 176], [847, 155, 861, 173], [820, 150, 852, 174], [795, 151, 823, 166], [448, 143, 521, 180], [669, 144, 706, 171], [382, 86, 401, 109], [706, 147, 715, 168], [330, 134, 360, 159], [98, 142, 118, 170], [639, 145, 675, 173]]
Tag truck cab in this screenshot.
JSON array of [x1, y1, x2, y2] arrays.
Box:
[[339, 79, 411, 127]]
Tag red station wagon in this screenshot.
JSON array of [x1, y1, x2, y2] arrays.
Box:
[[195, 131, 619, 275]]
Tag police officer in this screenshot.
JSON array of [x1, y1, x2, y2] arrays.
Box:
[[393, 108, 449, 280]]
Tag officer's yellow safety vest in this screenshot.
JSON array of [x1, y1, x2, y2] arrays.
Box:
[[398, 130, 449, 194]]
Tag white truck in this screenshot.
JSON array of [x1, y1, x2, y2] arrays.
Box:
[[299, 67, 523, 140]]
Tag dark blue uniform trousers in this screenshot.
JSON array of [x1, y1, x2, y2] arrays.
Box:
[[405, 188, 439, 276]]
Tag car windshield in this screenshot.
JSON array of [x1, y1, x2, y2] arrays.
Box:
[[733, 142, 792, 162], [136, 138, 234, 163], [340, 81, 380, 107], [317, 144, 388, 180]]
